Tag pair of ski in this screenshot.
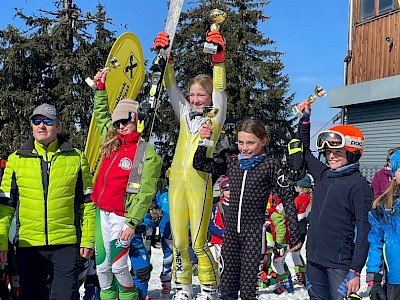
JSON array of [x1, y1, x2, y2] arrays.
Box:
[[127, 0, 184, 193], [84, 0, 184, 193]]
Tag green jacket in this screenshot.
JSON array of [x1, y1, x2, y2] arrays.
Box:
[[0, 135, 95, 250], [93, 90, 162, 228], [271, 211, 287, 245]]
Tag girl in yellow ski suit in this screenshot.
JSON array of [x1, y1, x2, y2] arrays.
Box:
[[162, 46, 227, 296]]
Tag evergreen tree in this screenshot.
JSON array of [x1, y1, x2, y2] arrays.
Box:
[[0, 0, 116, 157], [151, 0, 295, 160]]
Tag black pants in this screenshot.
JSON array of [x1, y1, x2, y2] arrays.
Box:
[[16, 245, 80, 300], [387, 284, 400, 300], [307, 261, 348, 300]]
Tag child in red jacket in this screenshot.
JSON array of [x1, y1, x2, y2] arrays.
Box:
[[291, 174, 312, 287], [208, 177, 230, 271]]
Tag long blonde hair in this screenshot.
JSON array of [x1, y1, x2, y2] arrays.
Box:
[[100, 126, 122, 158], [373, 179, 397, 210]]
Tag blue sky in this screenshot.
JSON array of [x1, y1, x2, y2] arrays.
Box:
[[0, 0, 348, 135]]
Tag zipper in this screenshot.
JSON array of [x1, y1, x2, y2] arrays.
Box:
[[97, 147, 125, 208], [237, 170, 247, 233], [183, 134, 194, 179], [44, 150, 50, 245]]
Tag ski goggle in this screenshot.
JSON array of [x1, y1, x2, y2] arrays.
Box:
[[113, 119, 132, 129], [316, 130, 364, 151], [31, 119, 54, 126]]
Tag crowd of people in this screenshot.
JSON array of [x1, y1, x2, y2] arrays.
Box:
[[0, 26, 399, 300]]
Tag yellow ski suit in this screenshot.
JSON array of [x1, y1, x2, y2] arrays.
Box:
[[164, 62, 227, 286]]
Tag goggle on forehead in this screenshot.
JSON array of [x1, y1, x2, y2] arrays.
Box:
[[316, 130, 364, 151]]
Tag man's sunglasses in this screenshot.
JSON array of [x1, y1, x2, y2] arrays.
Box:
[[113, 119, 131, 129], [31, 119, 54, 126]]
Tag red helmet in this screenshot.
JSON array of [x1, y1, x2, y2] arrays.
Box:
[[316, 124, 365, 157], [328, 124, 365, 156]]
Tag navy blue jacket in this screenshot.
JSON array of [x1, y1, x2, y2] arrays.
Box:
[[299, 122, 373, 272]]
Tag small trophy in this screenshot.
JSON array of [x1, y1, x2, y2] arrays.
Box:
[[292, 85, 327, 118], [203, 9, 227, 54], [85, 56, 121, 90], [198, 106, 219, 147]]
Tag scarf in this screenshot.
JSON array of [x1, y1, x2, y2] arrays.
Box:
[[327, 162, 360, 179], [238, 153, 267, 170], [330, 162, 360, 173]]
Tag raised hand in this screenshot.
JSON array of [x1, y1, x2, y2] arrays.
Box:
[[206, 30, 226, 63], [93, 69, 109, 90], [297, 100, 312, 118]]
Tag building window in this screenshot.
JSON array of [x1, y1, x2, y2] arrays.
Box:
[[360, 0, 396, 21], [360, 0, 375, 19], [379, 0, 394, 13]]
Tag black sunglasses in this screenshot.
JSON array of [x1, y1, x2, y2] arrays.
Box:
[[113, 119, 131, 129], [31, 119, 54, 126]]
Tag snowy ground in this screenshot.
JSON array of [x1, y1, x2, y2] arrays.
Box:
[[79, 245, 370, 299], [145, 246, 371, 300]]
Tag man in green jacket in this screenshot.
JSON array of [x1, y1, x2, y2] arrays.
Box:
[[0, 103, 95, 300]]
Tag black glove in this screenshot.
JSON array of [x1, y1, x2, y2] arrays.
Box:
[[135, 224, 147, 234], [367, 272, 386, 300], [286, 138, 305, 182], [369, 283, 386, 300]]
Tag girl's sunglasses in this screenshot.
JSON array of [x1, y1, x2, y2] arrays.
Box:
[[113, 119, 131, 129], [31, 119, 54, 126]]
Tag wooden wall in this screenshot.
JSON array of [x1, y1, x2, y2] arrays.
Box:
[[348, 2, 400, 84]]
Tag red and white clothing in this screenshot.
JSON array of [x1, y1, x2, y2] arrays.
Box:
[[91, 132, 140, 215], [208, 197, 227, 269], [294, 193, 311, 222]]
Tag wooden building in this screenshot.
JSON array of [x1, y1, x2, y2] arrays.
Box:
[[330, 0, 400, 180]]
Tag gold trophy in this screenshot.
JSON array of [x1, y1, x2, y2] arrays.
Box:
[[203, 9, 227, 54], [85, 56, 121, 90], [292, 84, 327, 118], [198, 106, 219, 147]]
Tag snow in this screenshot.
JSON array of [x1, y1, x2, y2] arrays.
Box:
[[145, 246, 371, 299], [78, 245, 370, 299]]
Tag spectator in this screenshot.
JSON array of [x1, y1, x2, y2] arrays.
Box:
[[154, 173, 173, 297], [371, 148, 400, 198], [208, 177, 230, 271], [0, 103, 95, 300], [259, 193, 294, 295], [291, 174, 313, 287], [366, 150, 400, 300]]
